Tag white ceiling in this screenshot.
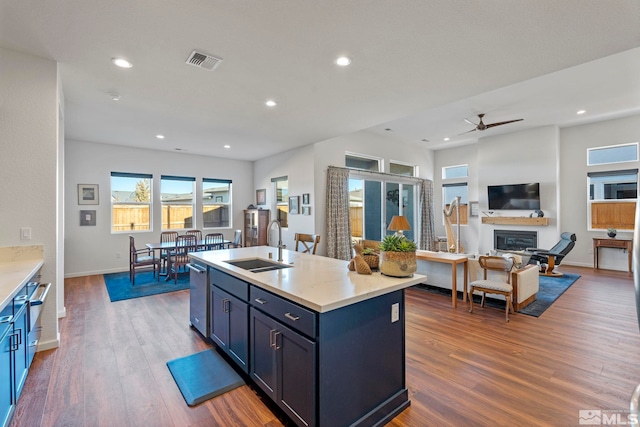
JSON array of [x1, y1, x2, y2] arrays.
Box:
[[1, 1, 639, 161]]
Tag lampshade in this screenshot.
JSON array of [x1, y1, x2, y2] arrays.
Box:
[[388, 215, 411, 232]]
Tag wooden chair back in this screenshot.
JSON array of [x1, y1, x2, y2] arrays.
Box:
[[295, 233, 320, 255], [478, 256, 514, 282], [185, 229, 202, 242], [204, 233, 224, 250], [169, 234, 197, 283]]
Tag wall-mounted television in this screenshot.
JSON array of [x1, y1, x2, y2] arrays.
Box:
[[488, 183, 540, 210]]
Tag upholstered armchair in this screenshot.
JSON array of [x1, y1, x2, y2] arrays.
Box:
[[527, 232, 576, 277]]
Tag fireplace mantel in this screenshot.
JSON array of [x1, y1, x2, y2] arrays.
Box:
[[481, 216, 549, 226]]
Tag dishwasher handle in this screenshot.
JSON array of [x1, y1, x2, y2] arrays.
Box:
[[29, 283, 52, 306], [187, 264, 207, 274]]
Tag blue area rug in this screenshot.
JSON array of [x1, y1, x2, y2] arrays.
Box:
[[103, 270, 190, 302], [167, 348, 245, 406], [415, 273, 580, 317]]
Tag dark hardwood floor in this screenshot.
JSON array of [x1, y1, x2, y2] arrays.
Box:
[[10, 265, 640, 427]]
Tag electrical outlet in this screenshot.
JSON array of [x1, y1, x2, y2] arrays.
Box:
[[391, 303, 399, 323], [20, 227, 31, 240], [115, 252, 121, 259]]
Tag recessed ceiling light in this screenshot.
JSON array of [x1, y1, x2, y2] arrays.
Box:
[[265, 100, 277, 107], [174, 148, 186, 151], [421, 139, 429, 142], [224, 145, 230, 149], [577, 110, 586, 115], [444, 137, 450, 141], [156, 134, 165, 139], [112, 57, 133, 68], [109, 92, 121, 101], [335, 56, 351, 66], [385, 128, 393, 132]]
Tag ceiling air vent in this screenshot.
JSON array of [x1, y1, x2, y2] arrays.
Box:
[[186, 50, 222, 71]]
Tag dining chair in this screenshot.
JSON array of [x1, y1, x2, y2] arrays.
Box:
[[168, 234, 197, 284], [159, 231, 178, 274], [468, 255, 515, 322], [232, 229, 243, 248], [129, 235, 160, 286], [295, 233, 320, 255], [204, 233, 225, 250], [185, 229, 202, 242]]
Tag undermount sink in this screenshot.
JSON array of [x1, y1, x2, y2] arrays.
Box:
[[226, 258, 293, 273]]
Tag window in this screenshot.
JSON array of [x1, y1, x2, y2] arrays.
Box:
[[111, 172, 152, 232], [588, 143, 638, 166], [442, 164, 468, 180], [161, 175, 195, 230], [272, 176, 288, 228], [203, 179, 232, 228], [390, 161, 417, 177], [345, 153, 382, 172], [442, 183, 469, 225], [588, 169, 638, 230]]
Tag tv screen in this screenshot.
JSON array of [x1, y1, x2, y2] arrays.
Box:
[[488, 183, 540, 210]]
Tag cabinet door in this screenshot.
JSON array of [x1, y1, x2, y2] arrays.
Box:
[[277, 326, 316, 427], [227, 296, 248, 373], [0, 326, 12, 427], [210, 286, 229, 348], [250, 308, 277, 401], [13, 306, 28, 400]]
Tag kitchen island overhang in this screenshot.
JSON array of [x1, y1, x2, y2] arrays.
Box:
[[189, 246, 425, 427]]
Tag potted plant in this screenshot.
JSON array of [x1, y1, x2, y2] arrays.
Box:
[[379, 234, 417, 277], [607, 228, 617, 238]]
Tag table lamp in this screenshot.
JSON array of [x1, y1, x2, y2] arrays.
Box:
[[388, 215, 411, 236]]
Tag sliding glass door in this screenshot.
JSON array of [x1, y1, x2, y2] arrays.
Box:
[[349, 175, 415, 242]]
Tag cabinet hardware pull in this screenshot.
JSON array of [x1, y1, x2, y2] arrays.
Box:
[[15, 328, 22, 345], [254, 298, 267, 305], [273, 331, 281, 350], [284, 312, 300, 321], [269, 329, 276, 348], [222, 298, 230, 313], [10, 333, 18, 351]]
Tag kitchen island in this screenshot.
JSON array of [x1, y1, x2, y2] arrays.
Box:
[[189, 246, 425, 427]]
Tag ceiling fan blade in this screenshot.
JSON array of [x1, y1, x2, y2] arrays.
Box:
[[464, 118, 477, 126], [458, 128, 478, 135], [485, 118, 523, 129]]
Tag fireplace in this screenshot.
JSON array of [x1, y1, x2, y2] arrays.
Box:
[[494, 230, 537, 251]]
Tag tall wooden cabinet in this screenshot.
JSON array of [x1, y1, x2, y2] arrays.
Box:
[[244, 209, 270, 247]]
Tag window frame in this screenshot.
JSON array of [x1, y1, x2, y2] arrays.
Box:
[[110, 171, 153, 234], [345, 152, 383, 172], [587, 168, 638, 231], [587, 142, 639, 166], [160, 175, 196, 231], [389, 159, 418, 177], [202, 178, 232, 229]]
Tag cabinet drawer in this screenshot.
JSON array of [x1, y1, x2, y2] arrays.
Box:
[[601, 239, 628, 248], [210, 268, 248, 301], [250, 286, 316, 338]]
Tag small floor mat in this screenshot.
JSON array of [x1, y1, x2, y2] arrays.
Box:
[[167, 348, 245, 406]]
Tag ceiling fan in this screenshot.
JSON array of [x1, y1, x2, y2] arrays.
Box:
[[461, 113, 523, 134]]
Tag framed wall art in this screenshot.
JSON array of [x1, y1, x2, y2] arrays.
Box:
[[289, 196, 300, 215], [302, 193, 310, 205], [80, 210, 96, 226], [78, 184, 99, 205], [302, 206, 311, 216], [256, 188, 267, 205]]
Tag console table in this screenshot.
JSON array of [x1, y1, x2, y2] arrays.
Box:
[[416, 251, 468, 308], [592, 237, 633, 273]]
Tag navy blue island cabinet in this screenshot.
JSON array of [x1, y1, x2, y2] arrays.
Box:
[[206, 265, 409, 427]]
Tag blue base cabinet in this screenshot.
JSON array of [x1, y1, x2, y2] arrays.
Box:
[[0, 314, 12, 427]]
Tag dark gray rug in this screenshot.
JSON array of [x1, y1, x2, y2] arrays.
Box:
[[167, 348, 245, 406], [415, 273, 580, 317]]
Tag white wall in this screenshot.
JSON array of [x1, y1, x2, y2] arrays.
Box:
[[64, 140, 253, 276], [253, 130, 436, 256], [560, 114, 640, 270], [0, 47, 60, 349]]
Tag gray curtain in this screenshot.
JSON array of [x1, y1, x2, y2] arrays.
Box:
[[419, 179, 436, 251], [326, 166, 352, 260]]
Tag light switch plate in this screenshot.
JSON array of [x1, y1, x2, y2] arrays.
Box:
[[391, 302, 399, 323], [20, 227, 31, 240]]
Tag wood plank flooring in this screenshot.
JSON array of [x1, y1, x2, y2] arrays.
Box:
[[11, 265, 640, 427]]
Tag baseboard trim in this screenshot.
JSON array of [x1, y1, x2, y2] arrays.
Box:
[[65, 268, 127, 278], [57, 306, 66, 318], [38, 334, 60, 352]]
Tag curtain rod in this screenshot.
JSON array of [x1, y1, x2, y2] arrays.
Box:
[[328, 165, 431, 183]]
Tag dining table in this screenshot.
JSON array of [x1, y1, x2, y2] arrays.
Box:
[[145, 238, 232, 278]]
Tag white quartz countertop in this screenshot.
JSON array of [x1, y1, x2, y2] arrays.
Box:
[[0, 259, 44, 312], [189, 246, 425, 313]]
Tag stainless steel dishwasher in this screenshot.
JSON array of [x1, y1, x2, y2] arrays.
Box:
[[188, 261, 209, 337]]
